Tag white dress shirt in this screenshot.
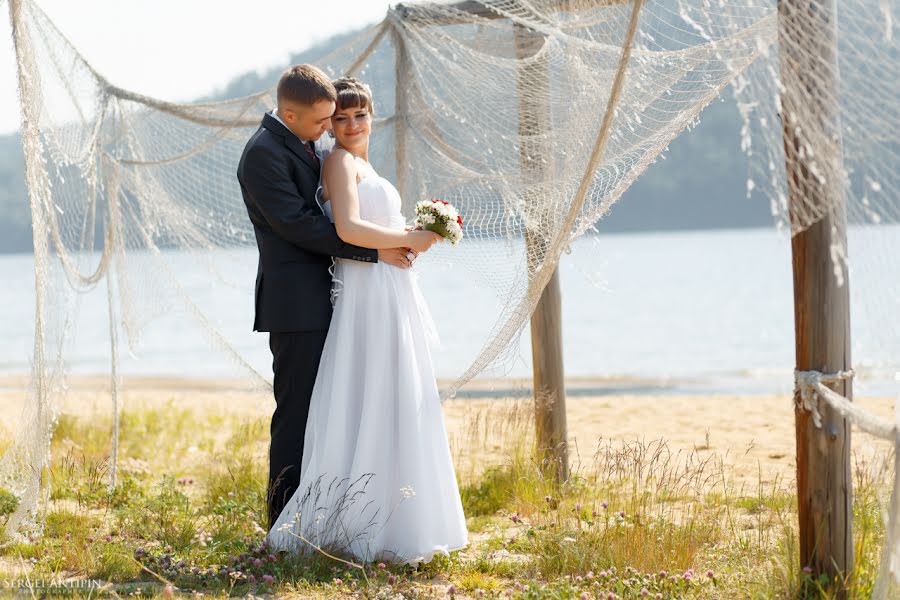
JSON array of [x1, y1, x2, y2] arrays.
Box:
[[271, 108, 311, 144]]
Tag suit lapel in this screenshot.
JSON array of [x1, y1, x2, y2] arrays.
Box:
[[286, 135, 319, 175]]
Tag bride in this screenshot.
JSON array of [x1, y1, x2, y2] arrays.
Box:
[[266, 77, 468, 564]]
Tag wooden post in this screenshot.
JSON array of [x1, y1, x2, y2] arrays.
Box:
[[391, 0, 638, 483], [779, 0, 853, 588], [514, 22, 568, 482]]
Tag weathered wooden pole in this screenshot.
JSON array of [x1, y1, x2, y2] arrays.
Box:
[[513, 22, 568, 482], [779, 0, 853, 588], [391, 0, 635, 483]]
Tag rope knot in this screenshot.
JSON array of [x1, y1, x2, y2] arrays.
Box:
[[794, 369, 855, 428]]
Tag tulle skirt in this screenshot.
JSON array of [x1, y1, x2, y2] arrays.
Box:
[[266, 258, 468, 564]]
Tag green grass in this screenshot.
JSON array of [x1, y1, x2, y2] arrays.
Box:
[[0, 399, 893, 598]]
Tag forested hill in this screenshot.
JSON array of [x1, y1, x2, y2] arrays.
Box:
[[0, 28, 770, 253]]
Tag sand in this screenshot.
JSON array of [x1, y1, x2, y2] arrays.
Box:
[[0, 375, 894, 488]]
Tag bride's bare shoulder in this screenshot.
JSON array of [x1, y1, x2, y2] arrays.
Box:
[[323, 147, 356, 176]]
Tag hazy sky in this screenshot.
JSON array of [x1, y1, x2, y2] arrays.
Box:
[[0, 0, 395, 135]]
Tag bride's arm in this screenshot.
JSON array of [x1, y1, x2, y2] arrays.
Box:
[[324, 150, 440, 252]]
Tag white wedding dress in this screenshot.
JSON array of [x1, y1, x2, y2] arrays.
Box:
[[266, 157, 468, 565]]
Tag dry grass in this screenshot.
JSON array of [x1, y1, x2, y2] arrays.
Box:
[[0, 394, 893, 598]]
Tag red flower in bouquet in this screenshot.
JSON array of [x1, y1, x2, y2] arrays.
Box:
[[415, 198, 463, 244]]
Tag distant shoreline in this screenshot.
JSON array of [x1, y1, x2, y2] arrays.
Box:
[[0, 225, 786, 257]]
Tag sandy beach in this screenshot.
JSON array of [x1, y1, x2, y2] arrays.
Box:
[[0, 375, 894, 489]]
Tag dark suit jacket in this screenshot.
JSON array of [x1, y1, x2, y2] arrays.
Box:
[[237, 113, 378, 332]]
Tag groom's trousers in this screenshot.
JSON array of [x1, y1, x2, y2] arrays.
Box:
[[267, 329, 329, 530]]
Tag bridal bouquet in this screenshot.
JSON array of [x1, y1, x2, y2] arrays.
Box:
[[414, 199, 464, 245]]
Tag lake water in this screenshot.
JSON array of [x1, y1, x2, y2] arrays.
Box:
[[1, 226, 898, 396]]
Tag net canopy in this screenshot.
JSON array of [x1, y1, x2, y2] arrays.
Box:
[[3, 0, 899, 591]]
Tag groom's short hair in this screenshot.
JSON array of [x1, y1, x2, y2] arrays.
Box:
[[277, 64, 336, 107]]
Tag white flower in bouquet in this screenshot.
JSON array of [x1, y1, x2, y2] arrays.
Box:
[[414, 198, 464, 245]]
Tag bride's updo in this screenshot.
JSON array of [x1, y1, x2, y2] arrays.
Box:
[[332, 77, 374, 115]]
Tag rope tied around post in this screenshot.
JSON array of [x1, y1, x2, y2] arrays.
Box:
[[795, 368, 900, 445], [795, 368, 855, 429]]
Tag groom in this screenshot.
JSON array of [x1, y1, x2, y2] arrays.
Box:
[[237, 64, 412, 529]]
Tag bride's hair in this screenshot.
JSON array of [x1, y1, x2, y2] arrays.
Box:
[[332, 77, 374, 116]]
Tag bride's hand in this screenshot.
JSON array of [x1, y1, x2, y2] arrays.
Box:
[[405, 229, 443, 253]]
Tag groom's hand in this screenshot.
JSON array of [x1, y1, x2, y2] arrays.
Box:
[[378, 247, 415, 269]]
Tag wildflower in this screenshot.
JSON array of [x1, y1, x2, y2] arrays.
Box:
[[656, 594, 663, 600], [619, 511, 626, 519], [227, 491, 234, 498], [262, 574, 274, 585], [448, 584, 457, 596], [509, 512, 520, 524], [601, 500, 608, 509], [574, 502, 582, 512], [388, 574, 397, 585], [268, 553, 277, 562], [162, 586, 175, 598], [707, 569, 715, 579], [641, 588, 649, 597], [575, 575, 583, 583], [586, 571, 594, 579], [477, 590, 484, 598], [802, 566, 813, 574], [249, 574, 256, 584], [334, 578, 343, 586], [608, 593, 615, 600], [581, 594, 590, 600], [253, 558, 263, 568], [378, 562, 386, 570]]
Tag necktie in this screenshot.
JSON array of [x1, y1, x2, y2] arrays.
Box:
[[304, 141, 320, 170]]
